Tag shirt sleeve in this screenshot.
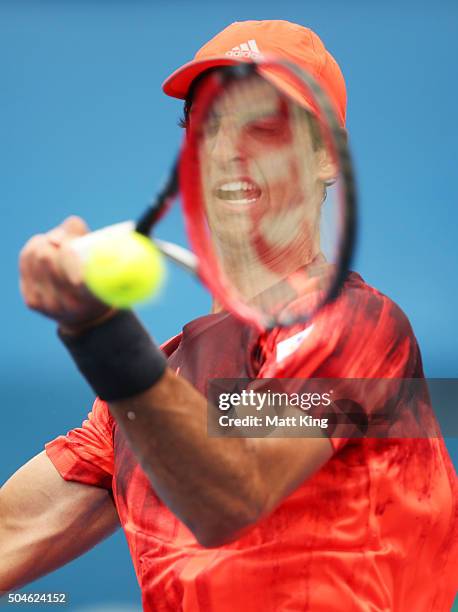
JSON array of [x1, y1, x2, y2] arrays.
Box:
[[45, 397, 114, 490], [257, 282, 421, 453]]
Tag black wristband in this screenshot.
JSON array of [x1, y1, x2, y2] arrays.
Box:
[[58, 310, 167, 401]]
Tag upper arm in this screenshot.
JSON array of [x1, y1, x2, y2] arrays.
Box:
[[0, 451, 119, 592]]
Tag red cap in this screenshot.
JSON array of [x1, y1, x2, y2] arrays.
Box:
[[162, 20, 347, 126]]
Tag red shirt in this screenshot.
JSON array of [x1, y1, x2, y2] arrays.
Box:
[[46, 273, 458, 611]]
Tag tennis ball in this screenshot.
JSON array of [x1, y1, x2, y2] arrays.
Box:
[[84, 232, 164, 308]]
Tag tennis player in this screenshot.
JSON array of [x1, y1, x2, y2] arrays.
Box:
[[3, 20, 458, 611]]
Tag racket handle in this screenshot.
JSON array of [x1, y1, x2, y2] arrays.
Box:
[[70, 221, 135, 262]]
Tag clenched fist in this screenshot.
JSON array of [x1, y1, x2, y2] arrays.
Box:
[[19, 216, 113, 333]]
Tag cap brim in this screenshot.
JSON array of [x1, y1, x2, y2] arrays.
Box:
[[162, 56, 316, 118], [162, 57, 243, 99]]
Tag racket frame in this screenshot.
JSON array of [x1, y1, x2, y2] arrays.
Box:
[[179, 59, 357, 330]]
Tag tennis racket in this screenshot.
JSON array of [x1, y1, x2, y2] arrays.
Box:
[[73, 59, 356, 331]]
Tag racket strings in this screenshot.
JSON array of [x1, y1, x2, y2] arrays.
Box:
[[184, 64, 349, 328]]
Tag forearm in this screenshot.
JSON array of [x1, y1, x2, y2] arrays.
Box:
[[109, 369, 266, 546]]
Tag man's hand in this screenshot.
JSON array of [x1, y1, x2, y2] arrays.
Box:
[[19, 216, 114, 333]]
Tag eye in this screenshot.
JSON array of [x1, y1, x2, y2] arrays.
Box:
[[245, 115, 285, 138], [205, 118, 220, 137]]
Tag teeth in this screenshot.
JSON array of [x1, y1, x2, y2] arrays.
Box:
[[216, 181, 261, 204], [219, 181, 254, 192]]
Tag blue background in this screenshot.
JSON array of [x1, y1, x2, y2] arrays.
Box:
[[1, 1, 457, 610]]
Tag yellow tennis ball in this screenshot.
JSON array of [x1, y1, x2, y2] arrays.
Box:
[[84, 232, 164, 308]]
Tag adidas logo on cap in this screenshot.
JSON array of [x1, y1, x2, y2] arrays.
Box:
[[225, 39, 262, 59]]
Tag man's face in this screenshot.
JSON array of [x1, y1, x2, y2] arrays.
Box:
[[189, 71, 335, 280]]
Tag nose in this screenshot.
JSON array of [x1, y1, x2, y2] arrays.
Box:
[[209, 119, 245, 167]]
